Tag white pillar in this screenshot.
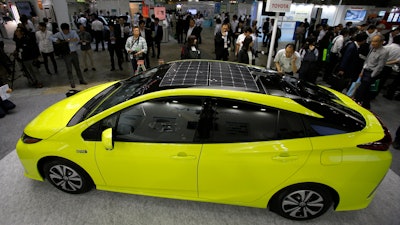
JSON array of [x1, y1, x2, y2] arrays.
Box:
[[266, 12, 279, 69], [51, 0, 70, 26]]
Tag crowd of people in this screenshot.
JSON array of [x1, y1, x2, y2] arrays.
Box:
[[1, 10, 400, 123]]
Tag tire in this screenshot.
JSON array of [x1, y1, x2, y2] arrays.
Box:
[[43, 159, 94, 194], [269, 184, 332, 221]]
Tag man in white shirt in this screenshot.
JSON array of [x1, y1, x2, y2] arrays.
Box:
[[91, 15, 105, 51], [383, 35, 400, 99], [36, 22, 58, 75], [274, 43, 301, 75], [77, 14, 87, 27], [195, 14, 204, 44], [384, 27, 400, 46], [43, 18, 53, 34], [235, 27, 253, 57], [366, 25, 377, 44], [325, 29, 349, 80]]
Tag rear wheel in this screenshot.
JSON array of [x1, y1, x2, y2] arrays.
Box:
[[43, 159, 94, 194], [269, 184, 333, 220]]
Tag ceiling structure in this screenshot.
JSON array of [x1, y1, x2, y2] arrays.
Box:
[[291, 0, 395, 7]]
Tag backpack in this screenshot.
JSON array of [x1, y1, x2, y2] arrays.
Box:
[[339, 39, 352, 58], [181, 46, 200, 59], [301, 48, 318, 62]]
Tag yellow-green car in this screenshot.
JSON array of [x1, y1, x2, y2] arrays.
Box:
[[16, 60, 392, 220]]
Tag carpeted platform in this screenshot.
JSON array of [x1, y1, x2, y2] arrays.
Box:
[[0, 150, 399, 225]]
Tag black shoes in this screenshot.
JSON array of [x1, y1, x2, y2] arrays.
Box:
[[83, 68, 88, 72], [110, 68, 115, 71], [79, 80, 88, 85], [92, 68, 96, 71], [70, 83, 75, 88]]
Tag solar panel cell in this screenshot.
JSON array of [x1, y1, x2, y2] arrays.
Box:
[[159, 61, 259, 92]]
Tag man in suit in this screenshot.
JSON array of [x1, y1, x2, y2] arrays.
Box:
[[105, 23, 123, 71], [214, 23, 231, 61], [117, 16, 130, 62], [139, 20, 152, 68], [186, 18, 201, 44], [335, 32, 368, 92], [153, 17, 163, 59]]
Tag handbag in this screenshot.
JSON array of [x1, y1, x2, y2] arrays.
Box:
[[54, 41, 70, 56], [346, 77, 361, 97], [370, 79, 380, 92], [329, 73, 348, 92], [53, 34, 70, 56]]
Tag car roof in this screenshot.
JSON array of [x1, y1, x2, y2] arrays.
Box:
[[159, 61, 263, 92]]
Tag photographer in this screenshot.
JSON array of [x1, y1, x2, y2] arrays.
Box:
[[125, 26, 147, 74], [13, 26, 43, 88]]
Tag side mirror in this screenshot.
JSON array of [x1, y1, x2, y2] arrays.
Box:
[[101, 128, 114, 150]]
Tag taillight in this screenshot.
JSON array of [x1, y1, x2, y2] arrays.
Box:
[[22, 133, 42, 144], [357, 117, 392, 151]]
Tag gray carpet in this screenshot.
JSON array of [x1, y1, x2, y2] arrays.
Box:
[[0, 150, 399, 225]]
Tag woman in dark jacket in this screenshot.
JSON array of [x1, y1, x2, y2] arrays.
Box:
[[238, 36, 253, 64], [181, 35, 201, 59]]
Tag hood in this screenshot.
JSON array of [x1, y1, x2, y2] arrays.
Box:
[[24, 82, 116, 139]]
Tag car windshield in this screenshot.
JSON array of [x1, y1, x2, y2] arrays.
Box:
[[67, 65, 170, 126], [86, 66, 170, 119]]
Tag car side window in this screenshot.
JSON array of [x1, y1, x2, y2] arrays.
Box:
[[205, 98, 278, 143], [277, 110, 306, 139], [114, 97, 203, 143]]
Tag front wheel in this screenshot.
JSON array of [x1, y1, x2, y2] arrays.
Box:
[[43, 159, 94, 194], [269, 184, 333, 220]]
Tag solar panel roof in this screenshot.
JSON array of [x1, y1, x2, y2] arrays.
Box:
[[159, 61, 259, 92]]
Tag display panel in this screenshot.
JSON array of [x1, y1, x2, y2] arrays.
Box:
[[15, 1, 33, 17], [344, 9, 367, 21], [393, 13, 400, 23]]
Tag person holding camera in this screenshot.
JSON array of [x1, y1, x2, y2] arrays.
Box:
[[13, 26, 43, 88], [125, 26, 148, 74], [52, 23, 87, 88]]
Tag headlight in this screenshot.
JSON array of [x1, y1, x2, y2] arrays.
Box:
[[21, 133, 42, 144]]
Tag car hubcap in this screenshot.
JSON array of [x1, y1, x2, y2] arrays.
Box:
[[48, 165, 83, 192], [282, 190, 324, 219]]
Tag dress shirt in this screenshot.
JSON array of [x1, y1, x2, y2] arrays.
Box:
[[36, 30, 54, 53], [364, 46, 389, 77], [274, 49, 302, 73], [187, 26, 194, 39], [91, 20, 104, 31], [125, 36, 147, 54], [51, 30, 80, 52], [384, 43, 400, 68]]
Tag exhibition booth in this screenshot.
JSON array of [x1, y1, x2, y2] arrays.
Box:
[[1, 0, 399, 41]]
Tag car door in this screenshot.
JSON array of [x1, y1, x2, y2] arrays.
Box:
[[95, 97, 203, 197], [198, 98, 313, 203]]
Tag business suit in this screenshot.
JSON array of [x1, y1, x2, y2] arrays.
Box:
[[105, 27, 123, 71], [338, 42, 360, 81], [153, 23, 163, 59], [214, 30, 231, 61], [116, 23, 130, 61]]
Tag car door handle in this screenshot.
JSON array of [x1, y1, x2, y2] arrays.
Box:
[[272, 154, 299, 161], [171, 152, 197, 160]]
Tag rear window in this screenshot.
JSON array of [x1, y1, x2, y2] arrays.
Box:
[[296, 99, 366, 136]]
